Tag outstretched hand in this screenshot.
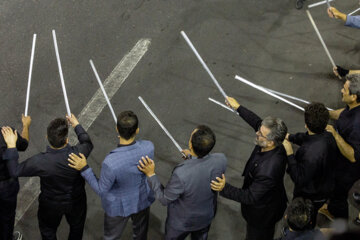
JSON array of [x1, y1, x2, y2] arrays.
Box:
[[226, 97, 240, 110], [137, 156, 155, 177], [1, 127, 18, 148], [211, 174, 226, 192], [66, 114, 80, 128], [68, 153, 87, 171]]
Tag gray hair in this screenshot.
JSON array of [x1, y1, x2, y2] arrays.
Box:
[[346, 74, 360, 103], [261, 116, 288, 147]]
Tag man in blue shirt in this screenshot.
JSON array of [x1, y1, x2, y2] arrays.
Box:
[[68, 111, 154, 240]]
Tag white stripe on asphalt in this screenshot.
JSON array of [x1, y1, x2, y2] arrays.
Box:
[[15, 38, 151, 225]]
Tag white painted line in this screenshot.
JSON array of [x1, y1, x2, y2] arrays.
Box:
[[15, 38, 151, 225]]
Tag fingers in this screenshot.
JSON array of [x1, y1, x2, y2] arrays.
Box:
[[79, 153, 85, 159]]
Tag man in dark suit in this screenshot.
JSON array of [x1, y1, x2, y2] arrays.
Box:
[[211, 97, 288, 240], [138, 125, 227, 240], [0, 115, 30, 240], [2, 114, 93, 240]]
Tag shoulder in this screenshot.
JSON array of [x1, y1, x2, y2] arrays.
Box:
[[137, 140, 154, 150], [208, 153, 228, 165]]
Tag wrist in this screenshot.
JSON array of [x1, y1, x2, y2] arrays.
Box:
[[7, 144, 16, 148], [147, 172, 156, 177]]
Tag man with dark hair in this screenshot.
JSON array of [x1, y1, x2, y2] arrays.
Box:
[[0, 115, 30, 240], [282, 102, 338, 227], [2, 114, 93, 240], [211, 97, 288, 240], [275, 198, 324, 240], [320, 74, 360, 220], [137, 125, 227, 240], [68, 111, 155, 240]]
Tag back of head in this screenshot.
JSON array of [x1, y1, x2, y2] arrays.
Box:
[[304, 102, 329, 134], [261, 116, 287, 147], [347, 74, 360, 103], [191, 125, 216, 158], [47, 118, 69, 148], [286, 198, 314, 232], [117, 111, 138, 140]]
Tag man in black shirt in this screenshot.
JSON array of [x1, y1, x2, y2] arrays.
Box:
[[211, 97, 288, 240], [320, 74, 360, 220], [2, 114, 93, 240], [0, 115, 30, 240], [282, 103, 337, 227]]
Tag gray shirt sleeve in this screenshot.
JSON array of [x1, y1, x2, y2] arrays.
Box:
[[147, 173, 184, 206]]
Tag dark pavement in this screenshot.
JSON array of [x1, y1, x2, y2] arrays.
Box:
[[0, 0, 359, 239]]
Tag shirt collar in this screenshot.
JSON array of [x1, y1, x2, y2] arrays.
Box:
[[117, 141, 136, 148], [46, 144, 71, 153]]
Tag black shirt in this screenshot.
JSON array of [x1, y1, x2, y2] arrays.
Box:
[[0, 127, 28, 181], [220, 106, 288, 226], [3, 124, 93, 202], [335, 105, 360, 183], [287, 131, 338, 200]]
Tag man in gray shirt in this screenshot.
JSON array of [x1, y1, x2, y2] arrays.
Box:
[[138, 125, 227, 240]]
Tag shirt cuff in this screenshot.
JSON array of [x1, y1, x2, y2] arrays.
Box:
[[74, 124, 85, 135], [2, 148, 19, 161], [288, 134, 295, 143], [80, 165, 90, 173]]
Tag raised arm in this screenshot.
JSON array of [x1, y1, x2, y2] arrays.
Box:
[[226, 97, 262, 131], [66, 114, 93, 157]]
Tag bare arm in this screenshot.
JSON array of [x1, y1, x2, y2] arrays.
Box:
[[329, 108, 345, 120]]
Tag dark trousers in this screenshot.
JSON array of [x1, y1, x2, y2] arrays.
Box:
[[104, 207, 150, 240], [0, 197, 17, 240], [165, 224, 210, 240], [0, 179, 19, 240], [328, 178, 356, 219], [310, 199, 327, 228], [37, 196, 87, 240], [245, 224, 275, 240]]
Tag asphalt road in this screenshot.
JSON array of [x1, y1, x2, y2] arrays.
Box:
[[1, 0, 359, 239]]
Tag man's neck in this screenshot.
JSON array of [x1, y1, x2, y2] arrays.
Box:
[[348, 101, 360, 110], [307, 130, 316, 135], [119, 137, 135, 145], [261, 145, 276, 152], [50, 144, 67, 150]]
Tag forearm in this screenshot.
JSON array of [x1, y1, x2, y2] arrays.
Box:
[[333, 131, 356, 162], [220, 183, 255, 205], [75, 125, 94, 157], [349, 70, 360, 75], [81, 167, 103, 196], [237, 106, 262, 132], [3, 148, 20, 177], [21, 125, 30, 142], [329, 108, 345, 120], [147, 175, 176, 206]]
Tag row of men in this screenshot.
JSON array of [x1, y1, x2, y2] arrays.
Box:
[[0, 73, 359, 240]]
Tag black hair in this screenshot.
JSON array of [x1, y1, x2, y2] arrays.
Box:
[[116, 111, 138, 140], [286, 198, 314, 232], [191, 125, 216, 158], [346, 74, 360, 103], [304, 102, 329, 134], [47, 118, 69, 148]]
